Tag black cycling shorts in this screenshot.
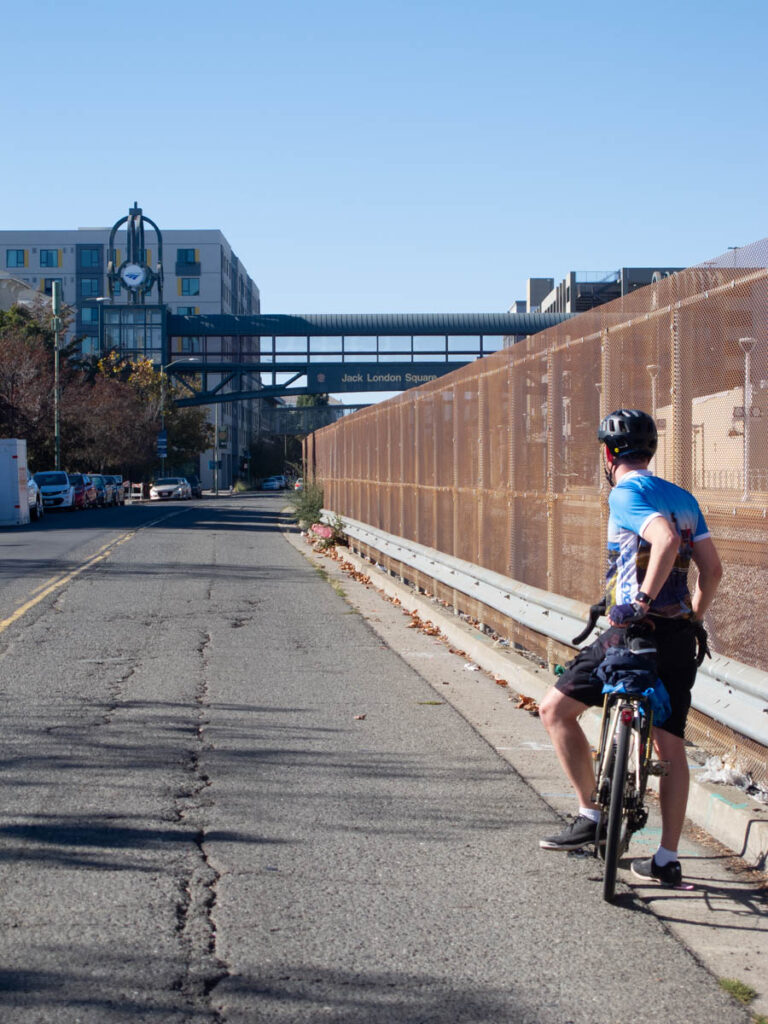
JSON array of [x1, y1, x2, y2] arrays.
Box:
[[555, 619, 698, 739]]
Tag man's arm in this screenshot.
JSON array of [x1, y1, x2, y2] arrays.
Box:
[[637, 514, 680, 602], [608, 514, 679, 624], [689, 536, 723, 620]]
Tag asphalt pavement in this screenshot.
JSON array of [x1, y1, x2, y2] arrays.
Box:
[[0, 493, 759, 1023]]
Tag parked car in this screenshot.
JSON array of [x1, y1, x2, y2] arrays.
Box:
[[33, 471, 75, 511], [102, 473, 124, 505], [107, 475, 126, 505], [27, 474, 44, 521], [68, 473, 98, 510], [186, 474, 203, 498], [261, 475, 285, 491], [294, 477, 304, 491], [99, 475, 118, 506], [150, 477, 191, 501], [88, 474, 109, 507]]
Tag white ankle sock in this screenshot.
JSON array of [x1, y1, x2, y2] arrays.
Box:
[[579, 807, 601, 824], [654, 846, 678, 866]]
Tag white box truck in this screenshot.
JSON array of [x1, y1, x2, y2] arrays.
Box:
[[0, 439, 30, 526]]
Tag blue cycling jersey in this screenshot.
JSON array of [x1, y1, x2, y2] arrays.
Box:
[[605, 470, 710, 618]]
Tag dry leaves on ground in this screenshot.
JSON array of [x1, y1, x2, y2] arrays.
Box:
[[339, 560, 372, 585], [403, 610, 443, 637], [514, 694, 539, 715]]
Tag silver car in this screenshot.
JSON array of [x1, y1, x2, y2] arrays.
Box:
[[33, 471, 75, 510], [150, 477, 191, 501]]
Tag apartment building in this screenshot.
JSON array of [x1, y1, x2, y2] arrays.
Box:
[[0, 225, 261, 489]]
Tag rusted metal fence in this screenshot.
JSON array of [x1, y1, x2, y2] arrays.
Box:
[[306, 240, 768, 781]]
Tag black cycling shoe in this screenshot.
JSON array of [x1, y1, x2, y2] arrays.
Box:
[[539, 815, 603, 851], [631, 856, 682, 886]]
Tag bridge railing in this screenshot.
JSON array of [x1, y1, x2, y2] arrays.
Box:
[[307, 238, 768, 783]]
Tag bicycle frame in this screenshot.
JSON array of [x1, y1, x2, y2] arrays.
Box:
[[593, 690, 655, 901]]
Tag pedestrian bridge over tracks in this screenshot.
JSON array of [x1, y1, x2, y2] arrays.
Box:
[[161, 311, 569, 406]]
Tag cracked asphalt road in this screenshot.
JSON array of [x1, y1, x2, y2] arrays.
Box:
[[0, 495, 754, 1023]]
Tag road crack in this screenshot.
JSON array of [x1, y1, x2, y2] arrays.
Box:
[[173, 629, 229, 1018]]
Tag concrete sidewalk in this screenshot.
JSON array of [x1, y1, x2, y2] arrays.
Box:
[[285, 526, 768, 1019]]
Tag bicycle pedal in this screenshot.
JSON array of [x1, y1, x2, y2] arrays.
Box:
[[647, 760, 670, 776]]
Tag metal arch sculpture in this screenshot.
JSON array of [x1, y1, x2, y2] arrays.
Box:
[[106, 201, 164, 304]]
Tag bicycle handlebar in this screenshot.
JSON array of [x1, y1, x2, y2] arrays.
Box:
[[571, 598, 607, 645]]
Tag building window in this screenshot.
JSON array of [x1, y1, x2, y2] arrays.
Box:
[[6, 249, 25, 268], [81, 278, 99, 297], [40, 249, 59, 268], [177, 248, 196, 264], [43, 278, 63, 296], [181, 278, 200, 296], [177, 306, 197, 315], [81, 307, 98, 323], [113, 281, 121, 295], [80, 247, 100, 268]]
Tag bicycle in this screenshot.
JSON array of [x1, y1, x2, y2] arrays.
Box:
[[572, 610, 669, 902], [592, 670, 669, 901]]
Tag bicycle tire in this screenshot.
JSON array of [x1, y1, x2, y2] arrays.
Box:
[[593, 700, 620, 855], [602, 715, 631, 902]]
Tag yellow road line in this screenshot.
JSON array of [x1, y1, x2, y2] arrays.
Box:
[[0, 530, 137, 635], [1, 507, 188, 636]]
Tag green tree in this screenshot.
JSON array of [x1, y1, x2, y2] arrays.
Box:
[[297, 393, 330, 406], [101, 356, 214, 478]]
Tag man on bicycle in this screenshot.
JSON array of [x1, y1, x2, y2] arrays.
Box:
[[538, 409, 722, 886]]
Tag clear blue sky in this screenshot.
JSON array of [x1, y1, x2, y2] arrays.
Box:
[[3, 0, 766, 316]]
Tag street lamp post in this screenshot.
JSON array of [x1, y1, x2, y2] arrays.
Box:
[[214, 401, 219, 496], [94, 296, 111, 355], [160, 364, 167, 477], [738, 337, 757, 501], [646, 364, 660, 418], [51, 282, 62, 470]]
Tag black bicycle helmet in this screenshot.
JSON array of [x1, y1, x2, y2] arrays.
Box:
[[598, 409, 658, 459]]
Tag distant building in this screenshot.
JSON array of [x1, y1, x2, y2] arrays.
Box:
[[0, 226, 259, 351], [505, 267, 681, 347], [538, 268, 682, 315], [0, 225, 261, 489], [0, 270, 48, 312]]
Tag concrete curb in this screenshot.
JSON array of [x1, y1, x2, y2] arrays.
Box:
[[337, 544, 768, 871]]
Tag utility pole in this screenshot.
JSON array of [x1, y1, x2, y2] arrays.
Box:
[[52, 282, 62, 470]]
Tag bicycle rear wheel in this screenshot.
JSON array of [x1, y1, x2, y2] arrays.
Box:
[[602, 715, 631, 902]]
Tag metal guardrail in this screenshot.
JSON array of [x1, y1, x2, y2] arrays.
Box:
[[328, 512, 768, 750]]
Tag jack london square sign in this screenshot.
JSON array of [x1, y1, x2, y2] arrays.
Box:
[[307, 362, 468, 393]]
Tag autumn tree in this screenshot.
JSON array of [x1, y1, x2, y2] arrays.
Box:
[[0, 305, 212, 476]]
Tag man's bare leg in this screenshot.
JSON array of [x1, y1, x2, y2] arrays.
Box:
[[652, 728, 689, 852], [539, 688, 598, 809]]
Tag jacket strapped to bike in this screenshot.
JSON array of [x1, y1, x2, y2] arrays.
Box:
[[594, 645, 672, 726]]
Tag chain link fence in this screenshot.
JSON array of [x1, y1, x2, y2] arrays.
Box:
[[307, 240, 768, 783]]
